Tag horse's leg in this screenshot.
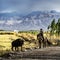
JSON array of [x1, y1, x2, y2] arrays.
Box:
[[11, 46, 13, 51], [47, 40, 50, 46], [45, 41, 46, 47], [43, 40, 45, 48], [21, 46, 22, 51], [15, 47, 17, 51], [42, 41, 44, 48], [39, 40, 41, 48], [46, 41, 47, 47]]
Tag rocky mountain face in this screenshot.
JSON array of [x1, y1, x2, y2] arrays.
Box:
[[0, 10, 60, 31]]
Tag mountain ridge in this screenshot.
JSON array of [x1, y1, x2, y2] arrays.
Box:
[[0, 10, 60, 31]]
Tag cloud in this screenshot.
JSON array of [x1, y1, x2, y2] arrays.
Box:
[[0, 9, 16, 13], [0, 20, 5, 24], [6, 20, 14, 25], [0, 0, 48, 13], [0, 0, 60, 14], [6, 20, 22, 25]]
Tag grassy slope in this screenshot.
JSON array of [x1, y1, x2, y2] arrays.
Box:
[[0, 31, 38, 51], [0, 30, 60, 51]]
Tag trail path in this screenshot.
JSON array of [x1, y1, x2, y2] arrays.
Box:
[[1, 47, 60, 60]]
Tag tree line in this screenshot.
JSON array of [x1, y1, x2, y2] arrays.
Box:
[[48, 18, 60, 36]]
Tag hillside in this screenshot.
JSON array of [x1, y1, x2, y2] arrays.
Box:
[[0, 10, 60, 30]]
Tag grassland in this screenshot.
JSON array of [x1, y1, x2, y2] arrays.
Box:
[[0, 30, 60, 56], [0, 30, 38, 51]]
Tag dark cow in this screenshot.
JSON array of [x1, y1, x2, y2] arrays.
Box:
[[11, 38, 24, 51]]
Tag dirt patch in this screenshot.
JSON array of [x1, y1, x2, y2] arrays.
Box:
[[1, 47, 60, 60]]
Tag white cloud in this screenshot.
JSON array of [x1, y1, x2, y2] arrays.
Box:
[[1, 0, 60, 14], [16, 20, 22, 23], [0, 9, 16, 13], [6, 20, 14, 25], [0, 20, 5, 24], [6, 20, 22, 25]]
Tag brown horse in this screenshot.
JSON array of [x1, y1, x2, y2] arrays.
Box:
[[37, 34, 52, 48], [37, 33, 45, 48]]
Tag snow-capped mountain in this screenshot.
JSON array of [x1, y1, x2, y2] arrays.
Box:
[[0, 10, 60, 31]]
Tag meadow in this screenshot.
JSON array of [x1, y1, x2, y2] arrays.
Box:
[[0, 30, 60, 56], [0, 30, 38, 51]]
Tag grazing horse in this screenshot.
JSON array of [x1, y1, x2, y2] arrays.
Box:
[[11, 38, 24, 51]]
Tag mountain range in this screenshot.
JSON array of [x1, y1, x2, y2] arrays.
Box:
[[0, 10, 60, 31]]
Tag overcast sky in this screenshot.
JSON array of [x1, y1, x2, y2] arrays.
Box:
[[0, 0, 60, 14]]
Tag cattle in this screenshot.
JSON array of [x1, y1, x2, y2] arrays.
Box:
[[11, 38, 24, 51]]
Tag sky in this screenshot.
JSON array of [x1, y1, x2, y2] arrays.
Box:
[[0, 0, 60, 30], [0, 0, 60, 14]]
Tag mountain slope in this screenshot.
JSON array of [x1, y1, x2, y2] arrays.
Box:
[[0, 10, 60, 31]]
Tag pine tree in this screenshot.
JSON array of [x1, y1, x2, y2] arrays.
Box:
[[56, 18, 60, 35], [48, 19, 56, 35]]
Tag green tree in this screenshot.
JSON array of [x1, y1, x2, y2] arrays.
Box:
[[48, 19, 56, 35], [56, 18, 60, 35]]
